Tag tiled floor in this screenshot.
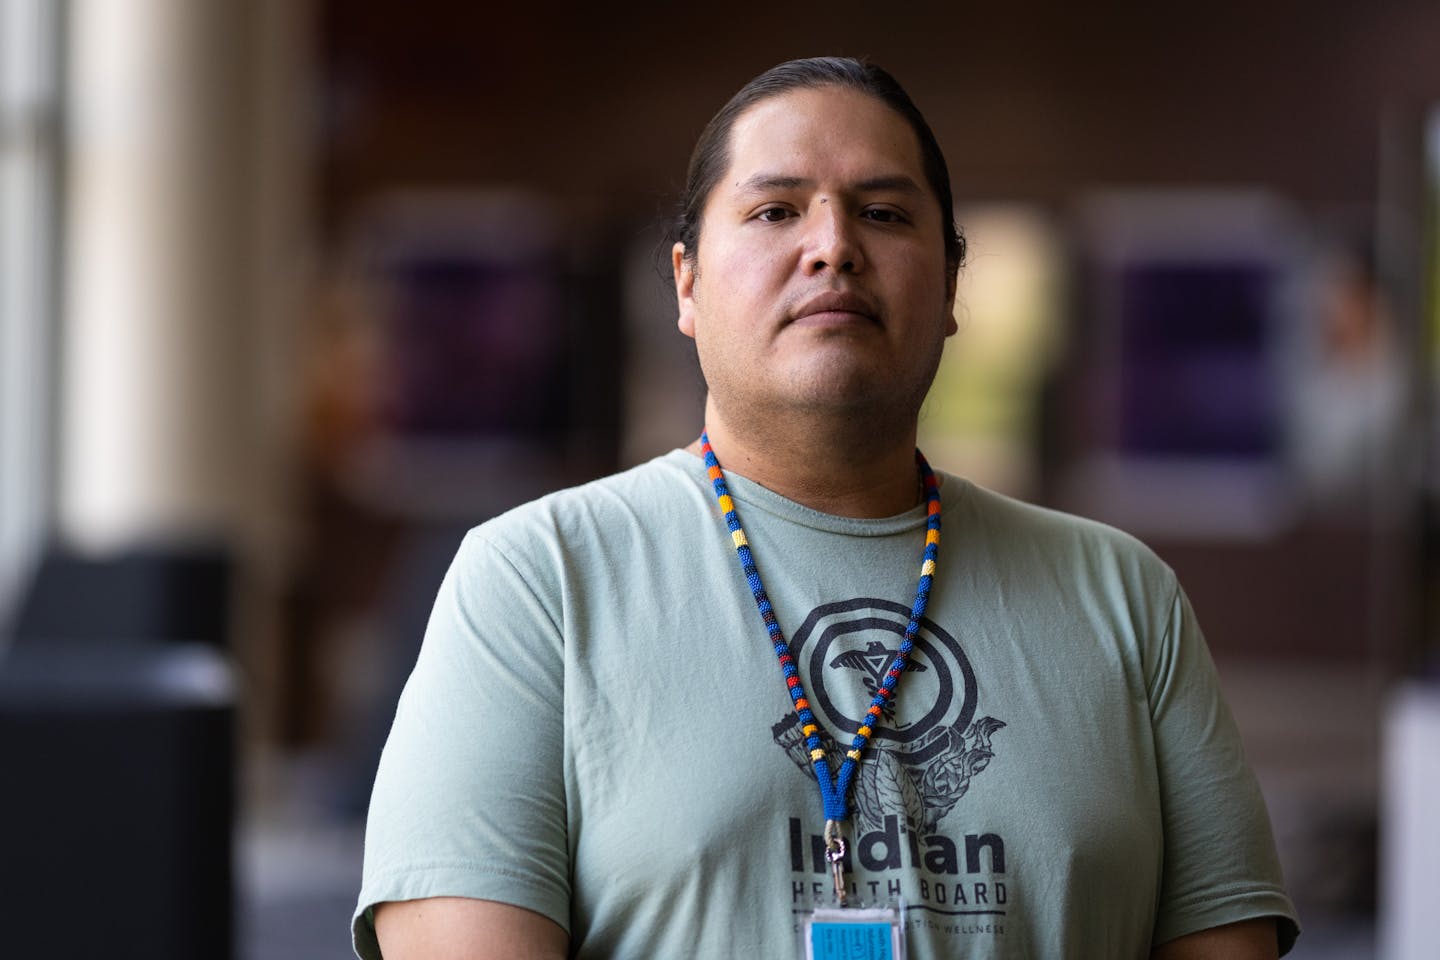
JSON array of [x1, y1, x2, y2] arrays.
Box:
[[238, 661, 1383, 959], [238, 814, 364, 960]]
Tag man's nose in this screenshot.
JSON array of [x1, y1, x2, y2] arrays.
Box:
[[802, 203, 865, 276]]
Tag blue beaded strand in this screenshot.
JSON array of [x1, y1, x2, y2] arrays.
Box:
[[700, 431, 942, 822]]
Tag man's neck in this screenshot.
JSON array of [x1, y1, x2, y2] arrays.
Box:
[[687, 400, 924, 519]]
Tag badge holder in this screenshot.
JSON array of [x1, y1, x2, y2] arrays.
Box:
[[796, 821, 906, 960]]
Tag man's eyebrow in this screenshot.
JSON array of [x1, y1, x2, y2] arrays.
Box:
[[853, 174, 925, 195], [734, 174, 811, 195], [732, 173, 926, 197]]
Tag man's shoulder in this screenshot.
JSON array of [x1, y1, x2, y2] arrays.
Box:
[[952, 475, 1175, 579], [467, 449, 702, 549]]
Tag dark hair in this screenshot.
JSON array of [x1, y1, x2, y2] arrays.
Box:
[[676, 56, 965, 276]]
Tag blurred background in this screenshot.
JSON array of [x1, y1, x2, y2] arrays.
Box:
[[2, 1, 1439, 957]]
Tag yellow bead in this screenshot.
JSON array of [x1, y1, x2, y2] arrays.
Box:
[[857, 725, 872, 738], [921, 558, 937, 577], [926, 529, 940, 546], [809, 748, 826, 762], [847, 749, 863, 761], [802, 724, 818, 736], [732, 529, 748, 548], [718, 494, 734, 513]]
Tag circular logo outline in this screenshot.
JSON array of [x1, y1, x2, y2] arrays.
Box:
[[793, 598, 976, 763]]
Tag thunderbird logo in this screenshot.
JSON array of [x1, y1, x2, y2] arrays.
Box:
[[829, 640, 929, 724]]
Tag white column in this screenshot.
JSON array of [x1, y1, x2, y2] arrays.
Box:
[[60, 0, 250, 549]]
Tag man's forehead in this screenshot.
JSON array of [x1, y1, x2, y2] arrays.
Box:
[[720, 87, 927, 189]]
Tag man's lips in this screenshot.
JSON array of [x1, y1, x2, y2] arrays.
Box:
[[789, 290, 880, 326]]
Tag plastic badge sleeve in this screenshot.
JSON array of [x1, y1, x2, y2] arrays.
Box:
[[799, 901, 905, 960]]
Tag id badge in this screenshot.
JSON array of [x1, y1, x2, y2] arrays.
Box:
[[799, 904, 905, 960]]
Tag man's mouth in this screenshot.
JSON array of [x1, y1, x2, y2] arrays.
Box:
[[790, 290, 879, 326]]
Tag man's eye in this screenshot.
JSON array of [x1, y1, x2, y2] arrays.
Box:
[[863, 208, 907, 223], [755, 207, 791, 223]]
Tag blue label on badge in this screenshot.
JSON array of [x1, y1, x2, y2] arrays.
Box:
[[808, 921, 895, 960]]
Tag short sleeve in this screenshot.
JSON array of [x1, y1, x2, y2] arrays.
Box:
[[352, 530, 570, 959], [1147, 583, 1300, 955]]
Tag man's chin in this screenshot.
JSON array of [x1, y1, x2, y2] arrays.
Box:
[[778, 369, 906, 417]]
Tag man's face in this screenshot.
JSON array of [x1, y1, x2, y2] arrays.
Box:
[[673, 85, 958, 428]]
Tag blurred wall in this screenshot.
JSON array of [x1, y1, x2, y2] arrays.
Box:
[[316, 3, 1440, 227]]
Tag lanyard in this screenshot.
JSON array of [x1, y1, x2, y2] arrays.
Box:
[[699, 431, 941, 903]]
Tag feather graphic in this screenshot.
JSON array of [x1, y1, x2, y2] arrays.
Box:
[[773, 709, 1007, 836], [771, 715, 818, 780], [852, 746, 926, 833], [917, 716, 1007, 835]]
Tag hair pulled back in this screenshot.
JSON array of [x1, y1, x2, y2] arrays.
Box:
[[675, 57, 965, 276]]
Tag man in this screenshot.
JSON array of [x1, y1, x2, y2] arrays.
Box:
[[355, 57, 1299, 958]]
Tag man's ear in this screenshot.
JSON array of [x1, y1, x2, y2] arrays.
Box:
[[673, 241, 697, 339]]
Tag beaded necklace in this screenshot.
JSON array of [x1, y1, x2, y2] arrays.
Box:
[[700, 430, 941, 899]]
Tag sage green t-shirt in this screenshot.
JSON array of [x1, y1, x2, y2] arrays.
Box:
[[354, 450, 1298, 958]]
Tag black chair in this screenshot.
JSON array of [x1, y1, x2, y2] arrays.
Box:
[[0, 545, 236, 959]]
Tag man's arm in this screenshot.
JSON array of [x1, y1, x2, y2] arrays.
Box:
[[374, 897, 569, 960], [355, 531, 573, 957], [1145, 585, 1299, 952], [1151, 918, 1278, 960]]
